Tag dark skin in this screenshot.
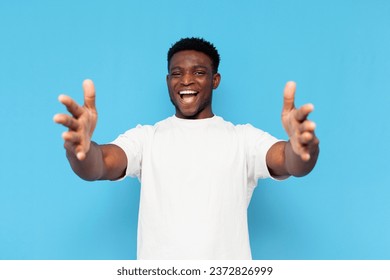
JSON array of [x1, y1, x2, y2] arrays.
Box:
[[167, 50, 221, 119], [53, 50, 319, 180]]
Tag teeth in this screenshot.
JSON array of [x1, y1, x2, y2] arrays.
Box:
[[179, 90, 197, 95]]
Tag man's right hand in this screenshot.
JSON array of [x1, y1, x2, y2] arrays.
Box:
[[53, 79, 97, 161]]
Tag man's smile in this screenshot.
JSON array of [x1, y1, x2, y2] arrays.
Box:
[[178, 90, 199, 103], [179, 90, 198, 96]]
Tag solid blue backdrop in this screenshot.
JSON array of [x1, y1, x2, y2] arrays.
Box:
[[0, 0, 389, 259]]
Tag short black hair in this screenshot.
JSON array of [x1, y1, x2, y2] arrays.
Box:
[[167, 37, 220, 73]]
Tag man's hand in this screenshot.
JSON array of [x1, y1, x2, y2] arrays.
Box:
[[281, 81, 319, 162], [53, 79, 97, 161]]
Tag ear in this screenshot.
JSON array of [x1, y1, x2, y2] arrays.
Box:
[[212, 73, 221, 89], [166, 74, 171, 89]]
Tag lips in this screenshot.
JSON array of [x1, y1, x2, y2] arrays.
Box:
[[178, 90, 198, 104], [179, 90, 198, 97]]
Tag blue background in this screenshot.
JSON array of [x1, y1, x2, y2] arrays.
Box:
[[0, 0, 389, 260]]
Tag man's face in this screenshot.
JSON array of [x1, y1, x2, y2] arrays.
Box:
[[167, 50, 221, 119]]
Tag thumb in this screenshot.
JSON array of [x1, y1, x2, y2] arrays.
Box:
[[282, 81, 296, 114], [83, 79, 96, 109]]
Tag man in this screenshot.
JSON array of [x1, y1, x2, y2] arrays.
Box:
[[54, 37, 319, 259]]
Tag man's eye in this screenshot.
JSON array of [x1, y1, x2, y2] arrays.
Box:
[[170, 72, 181, 77], [194, 71, 205, 75]]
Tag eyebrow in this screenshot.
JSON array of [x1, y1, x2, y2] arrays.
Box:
[[169, 65, 209, 72]]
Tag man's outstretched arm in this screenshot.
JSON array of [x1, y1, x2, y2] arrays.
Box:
[[53, 80, 127, 181], [266, 81, 320, 178]]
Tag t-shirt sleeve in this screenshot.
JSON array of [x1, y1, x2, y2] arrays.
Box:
[[243, 124, 284, 188], [110, 124, 146, 180]]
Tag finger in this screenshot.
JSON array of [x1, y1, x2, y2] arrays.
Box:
[[294, 103, 314, 122], [282, 81, 296, 113], [63, 142, 86, 161], [83, 79, 96, 109], [300, 143, 319, 162], [62, 131, 81, 143], [291, 141, 311, 162], [301, 152, 311, 162], [299, 120, 316, 133], [75, 145, 87, 161], [58, 94, 84, 118], [53, 114, 79, 130], [299, 131, 315, 145]]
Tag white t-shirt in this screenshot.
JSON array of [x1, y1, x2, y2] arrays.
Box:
[[111, 115, 280, 259]]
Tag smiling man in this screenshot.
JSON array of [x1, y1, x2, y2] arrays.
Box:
[[167, 46, 221, 119], [54, 37, 319, 259]]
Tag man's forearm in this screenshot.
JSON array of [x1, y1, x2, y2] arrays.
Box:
[[66, 141, 105, 181]]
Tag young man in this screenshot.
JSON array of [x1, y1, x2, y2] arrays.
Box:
[[54, 38, 319, 259]]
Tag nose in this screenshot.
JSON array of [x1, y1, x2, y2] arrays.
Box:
[[180, 72, 194, 86]]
